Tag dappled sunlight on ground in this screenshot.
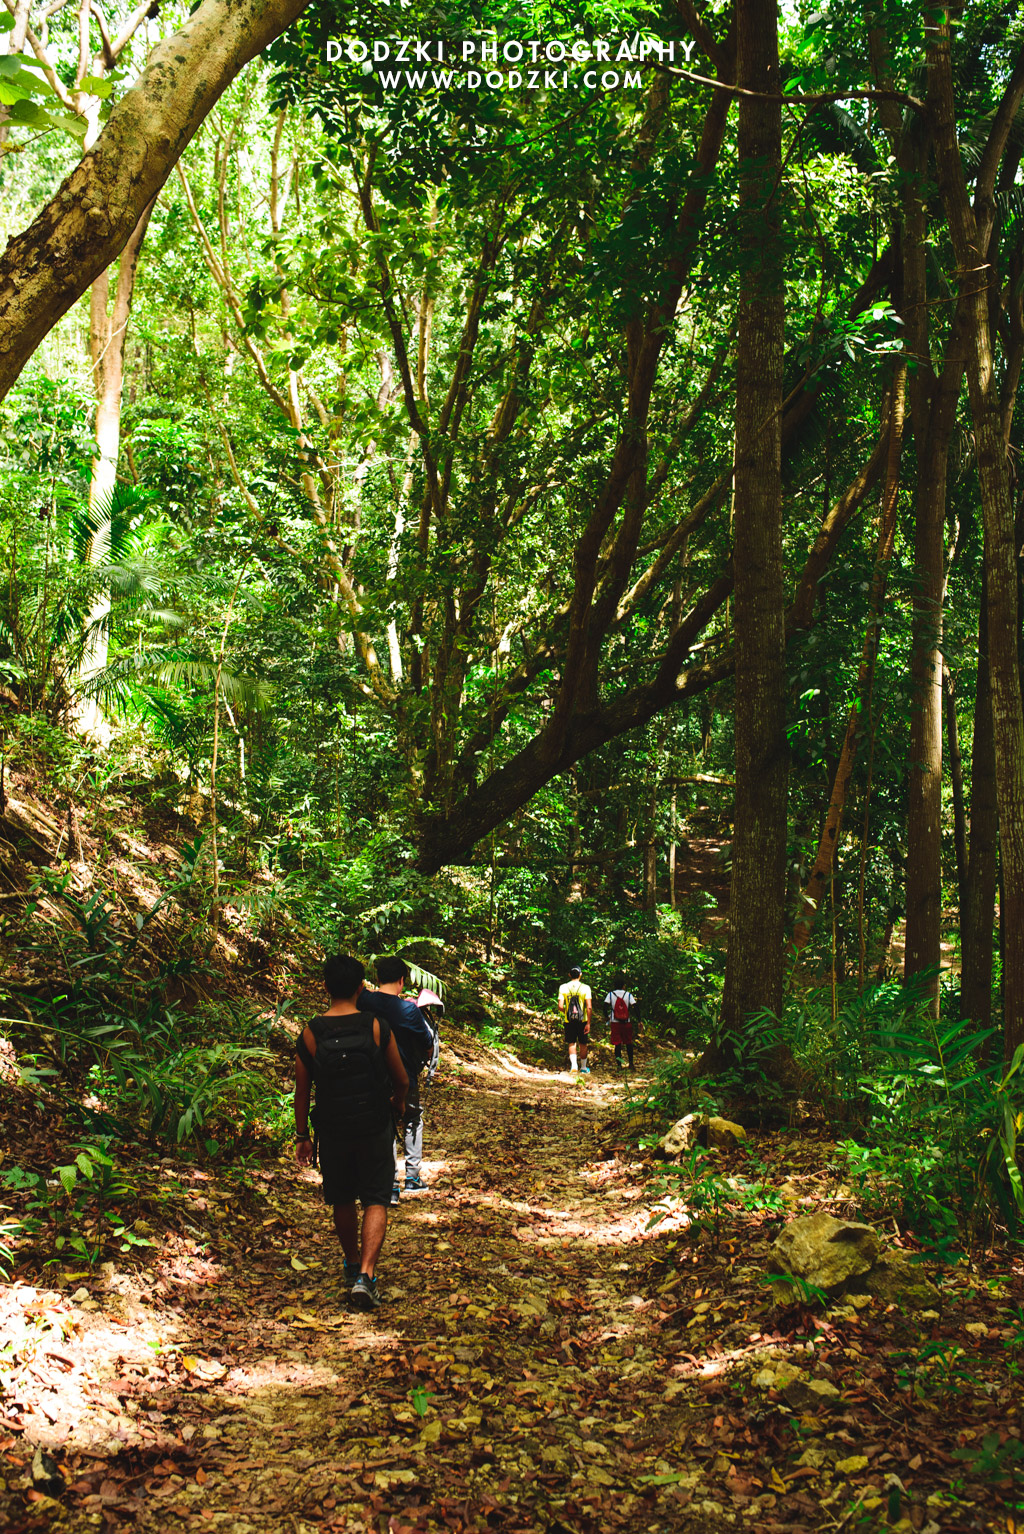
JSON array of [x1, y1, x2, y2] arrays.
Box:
[[2, 1039, 1021, 1531]]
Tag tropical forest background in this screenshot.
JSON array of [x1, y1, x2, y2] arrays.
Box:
[[2, 0, 1024, 1273]]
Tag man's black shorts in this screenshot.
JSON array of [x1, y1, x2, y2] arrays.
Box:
[[317, 1125, 395, 1207], [563, 1016, 588, 1046]]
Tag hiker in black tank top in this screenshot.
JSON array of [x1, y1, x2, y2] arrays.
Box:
[[294, 954, 408, 1311]]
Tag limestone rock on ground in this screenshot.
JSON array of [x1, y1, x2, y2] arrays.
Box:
[[769, 1212, 944, 1313], [659, 1114, 747, 1157], [659, 1113, 700, 1157], [751, 1362, 842, 1413], [706, 1117, 747, 1150], [858, 1249, 941, 1310], [770, 1210, 880, 1293]]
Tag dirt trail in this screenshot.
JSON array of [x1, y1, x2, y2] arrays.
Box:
[[5, 1037, 1022, 1533], [1, 1046, 721, 1533]]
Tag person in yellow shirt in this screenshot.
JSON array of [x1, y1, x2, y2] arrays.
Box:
[[557, 966, 593, 1074]]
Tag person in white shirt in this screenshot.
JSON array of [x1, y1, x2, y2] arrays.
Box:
[[603, 981, 638, 1069], [557, 966, 592, 1074]]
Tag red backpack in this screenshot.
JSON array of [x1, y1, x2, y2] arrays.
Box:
[[612, 993, 630, 1022]]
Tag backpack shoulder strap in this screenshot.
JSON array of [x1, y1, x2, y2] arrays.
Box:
[[296, 1020, 323, 1071], [377, 1013, 392, 1053]]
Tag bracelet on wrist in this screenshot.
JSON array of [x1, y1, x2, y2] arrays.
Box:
[[295, 1131, 311, 1141]]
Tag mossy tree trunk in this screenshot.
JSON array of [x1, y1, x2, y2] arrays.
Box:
[[715, 0, 788, 1057]]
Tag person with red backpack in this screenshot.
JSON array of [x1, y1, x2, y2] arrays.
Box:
[[294, 954, 408, 1311], [603, 978, 639, 1069], [557, 965, 593, 1075]]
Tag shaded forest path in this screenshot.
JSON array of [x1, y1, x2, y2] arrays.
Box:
[[201, 1053, 707, 1533], [5, 1037, 1019, 1533], [2, 1045, 726, 1534]]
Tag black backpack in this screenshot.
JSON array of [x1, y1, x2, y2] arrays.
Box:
[[307, 1012, 393, 1140], [566, 987, 584, 1025]]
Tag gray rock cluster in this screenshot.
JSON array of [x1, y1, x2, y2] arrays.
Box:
[[768, 1211, 940, 1310]]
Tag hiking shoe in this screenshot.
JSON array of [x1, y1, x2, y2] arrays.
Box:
[[391, 1182, 400, 1206], [581, 1065, 591, 1074], [404, 1175, 428, 1192], [350, 1273, 380, 1311], [344, 1259, 360, 1284]]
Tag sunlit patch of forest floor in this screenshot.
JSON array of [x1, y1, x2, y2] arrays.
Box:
[[1, 1033, 1022, 1533]]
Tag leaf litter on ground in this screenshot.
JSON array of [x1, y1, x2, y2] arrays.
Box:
[[0, 1028, 1021, 1532]]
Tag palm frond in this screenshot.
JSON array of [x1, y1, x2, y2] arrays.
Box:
[[996, 181, 1024, 233], [146, 609, 190, 630], [94, 557, 168, 603], [138, 689, 207, 756], [70, 482, 158, 566], [80, 647, 273, 715], [153, 658, 274, 712]]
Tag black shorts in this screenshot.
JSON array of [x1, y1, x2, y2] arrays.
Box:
[[317, 1124, 395, 1208], [563, 1015, 588, 1046]]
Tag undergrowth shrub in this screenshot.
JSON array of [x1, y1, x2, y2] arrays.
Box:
[[619, 908, 725, 1043], [4, 868, 285, 1154], [625, 975, 1024, 1249], [761, 977, 1024, 1244], [738, 980, 1024, 1246], [838, 1024, 1024, 1250], [645, 1143, 788, 1248]]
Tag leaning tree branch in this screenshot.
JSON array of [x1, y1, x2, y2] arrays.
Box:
[[0, 0, 311, 401], [654, 64, 925, 113]]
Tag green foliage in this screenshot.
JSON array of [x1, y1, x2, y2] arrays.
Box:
[[832, 1004, 1024, 1244], [6, 855, 282, 1153], [623, 907, 725, 1042], [97, 1038, 274, 1146], [977, 1044, 1024, 1229], [951, 1431, 1024, 1482], [629, 978, 1024, 1247], [647, 1143, 786, 1249], [762, 979, 914, 1107], [626, 1048, 695, 1132], [765, 1272, 830, 1309], [0, 1207, 17, 1279], [0, 35, 87, 146], [891, 1339, 976, 1404], [1, 1137, 153, 1268]]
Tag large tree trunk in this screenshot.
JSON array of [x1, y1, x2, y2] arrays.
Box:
[[960, 575, 998, 1030], [929, 28, 1024, 1057], [0, 0, 310, 401], [899, 215, 967, 1017], [716, 0, 787, 1046]]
